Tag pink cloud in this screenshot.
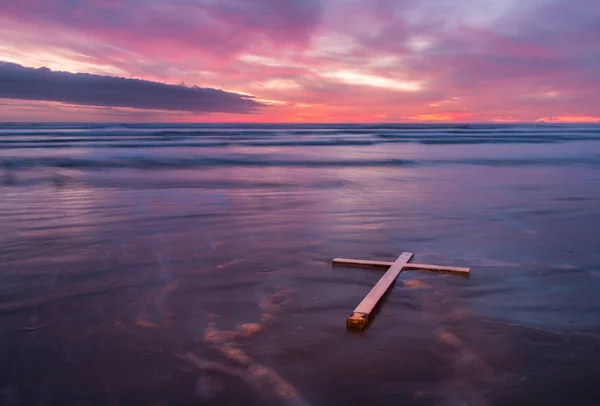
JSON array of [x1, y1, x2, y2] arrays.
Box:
[[0, 0, 599, 122]]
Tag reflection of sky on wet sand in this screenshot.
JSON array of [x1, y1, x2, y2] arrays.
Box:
[[2, 140, 600, 404]]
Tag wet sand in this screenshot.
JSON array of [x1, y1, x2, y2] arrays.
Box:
[[1, 123, 600, 405]]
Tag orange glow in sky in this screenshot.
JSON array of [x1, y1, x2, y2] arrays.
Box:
[[0, 0, 599, 123]]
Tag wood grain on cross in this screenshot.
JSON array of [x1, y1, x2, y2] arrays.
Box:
[[333, 252, 470, 330]]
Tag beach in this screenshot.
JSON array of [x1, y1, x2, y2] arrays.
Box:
[[1, 123, 600, 405]]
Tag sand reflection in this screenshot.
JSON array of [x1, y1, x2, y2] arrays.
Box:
[[181, 285, 311, 405]]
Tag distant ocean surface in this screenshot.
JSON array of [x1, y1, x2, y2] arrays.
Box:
[[1, 123, 600, 405]]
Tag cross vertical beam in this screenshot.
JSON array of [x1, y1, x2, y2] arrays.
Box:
[[346, 252, 413, 330], [336, 252, 470, 330]]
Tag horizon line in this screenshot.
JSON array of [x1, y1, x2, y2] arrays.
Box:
[[0, 121, 598, 125]]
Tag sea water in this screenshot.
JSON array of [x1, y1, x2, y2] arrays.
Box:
[[1, 123, 600, 405]]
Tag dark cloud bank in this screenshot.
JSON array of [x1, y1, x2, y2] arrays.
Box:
[[0, 62, 263, 113]]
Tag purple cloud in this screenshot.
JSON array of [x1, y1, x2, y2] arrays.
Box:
[[0, 62, 263, 113]]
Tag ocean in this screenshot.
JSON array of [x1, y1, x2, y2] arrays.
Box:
[[1, 123, 600, 405]]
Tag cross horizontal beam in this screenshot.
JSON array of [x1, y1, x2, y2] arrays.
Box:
[[332, 257, 470, 276]]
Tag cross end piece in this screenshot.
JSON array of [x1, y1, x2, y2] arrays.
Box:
[[346, 312, 368, 330]]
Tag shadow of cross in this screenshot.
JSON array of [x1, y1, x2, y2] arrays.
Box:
[[332, 252, 470, 330]]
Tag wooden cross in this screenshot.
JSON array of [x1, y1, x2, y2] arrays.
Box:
[[332, 252, 470, 330]]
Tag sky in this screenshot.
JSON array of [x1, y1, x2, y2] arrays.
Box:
[[1, 0, 599, 123]]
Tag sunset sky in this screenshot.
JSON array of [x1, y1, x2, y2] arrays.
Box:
[[1, 0, 599, 122]]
